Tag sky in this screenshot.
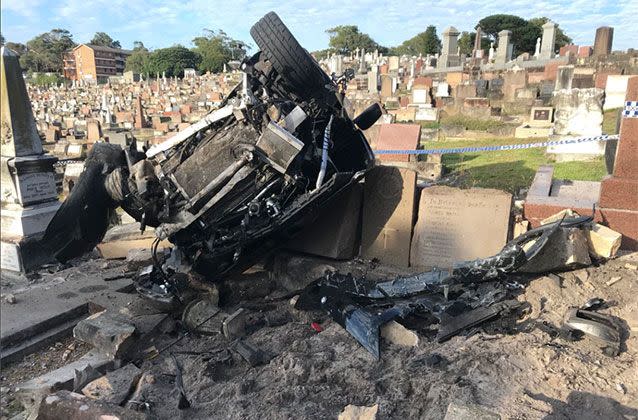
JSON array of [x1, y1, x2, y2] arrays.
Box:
[[1, 0, 637, 52]]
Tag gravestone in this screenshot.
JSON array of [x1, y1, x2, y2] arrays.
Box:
[[435, 82, 450, 97], [555, 65, 574, 91], [375, 124, 421, 162], [1, 47, 61, 273], [361, 166, 417, 267], [367, 71, 378, 93], [547, 88, 605, 160], [593, 26, 613, 57], [475, 80, 488, 97], [410, 187, 512, 268], [438, 27, 461, 69], [380, 75, 392, 98], [495, 30, 513, 64], [529, 107, 554, 127], [487, 79, 504, 99], [540, 21, 557, 60], [539, 81, 555, 102]]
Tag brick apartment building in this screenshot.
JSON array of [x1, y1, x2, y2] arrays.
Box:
[[63, 44, 132, 83]]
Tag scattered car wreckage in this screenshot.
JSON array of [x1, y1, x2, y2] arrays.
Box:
[[37, 13, 624, 359], [295, 214, 623, 358], [41, 12, 381, 291]]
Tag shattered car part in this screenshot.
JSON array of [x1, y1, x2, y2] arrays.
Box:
[[296, 216, 594, 358], [563, 308, 621, 356], [39, 12, 378, 291], [436, 300, 522, 342]]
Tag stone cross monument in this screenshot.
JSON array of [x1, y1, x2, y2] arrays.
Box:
[[1, 47, 60, 273]]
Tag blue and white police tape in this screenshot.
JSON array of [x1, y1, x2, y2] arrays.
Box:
[[374, 134, 619, 156], [623, 101, 638, 118]]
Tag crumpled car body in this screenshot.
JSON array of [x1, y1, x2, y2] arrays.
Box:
[[41, 12, 380, 281]]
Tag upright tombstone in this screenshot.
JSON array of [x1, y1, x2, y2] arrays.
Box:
[[534, 37, 541, 58], [367, 69, 378, 94], [1, 47, 60, 273], [598, 76, 638, 249], [488, 42, 495, 61], [473, 26, 482, 57], [358, 48, 366, 74], [437, 26, 461, 69], [495, 30, 513, 64], [593, 26, 614, 57], [540, 21, 557, 60], [546, 88, 605, 160], [555, 65, 575, 91]]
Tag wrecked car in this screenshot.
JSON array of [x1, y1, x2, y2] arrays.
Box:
[[41, 12, 382, 291]]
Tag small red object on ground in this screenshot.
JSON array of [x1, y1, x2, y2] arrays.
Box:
[[310, 322, 323, 332]]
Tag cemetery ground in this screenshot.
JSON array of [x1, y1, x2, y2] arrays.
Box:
[[420, 109, 621, 193], [1, 252, 637, 419]]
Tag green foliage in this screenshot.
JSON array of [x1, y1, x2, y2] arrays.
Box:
[[20, 29, 76, 73], [5, 42, 27, 56], [326, 25, 378, 54], [602, 108, 621, 134], [312, 48, 334, 60], [0, 33, 4, 45], [30, 72, 63, 86], [192, 29, 247, 73], [90, 32, 121, 49], [125, 49, 150, 74], [458, 31, 490, 55], [393, 26, 441, 56], [146, 45, 202, 77], [528, 17, 572, 49], [133, 41, 147, 51], [125, 41, 150, 74], [477, 14, 540, 54]]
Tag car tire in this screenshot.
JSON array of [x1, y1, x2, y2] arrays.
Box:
[[250, 12, 333, 101]]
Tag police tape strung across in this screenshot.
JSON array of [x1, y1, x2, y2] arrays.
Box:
[[374, 134, 619, 155]]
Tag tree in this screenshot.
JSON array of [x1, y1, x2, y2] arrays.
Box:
[[477, 14, 540, 54], [393, 25, 441, 56], [90, 32, 121, 49], [458, 31, 490, 55], [192, 29, 248, 73], [6, 42, 27, 56], [146, 45, 201, 77], [326, 25, 378, 55], [0, 33, 4, 45], [528, 17, 572, 49], [133, 41, 147, 51], [20, 29, 76, 73], [125, 41, 150, 74]]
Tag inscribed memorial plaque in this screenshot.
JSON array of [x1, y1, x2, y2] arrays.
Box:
[[410, 186, 512, 268]]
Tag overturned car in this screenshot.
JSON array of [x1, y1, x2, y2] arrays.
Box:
[[41, 12, 382, 286]]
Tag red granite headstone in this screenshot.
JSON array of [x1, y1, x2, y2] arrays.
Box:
[[598, 76, 638, 249], [374, 123, 421, 162]]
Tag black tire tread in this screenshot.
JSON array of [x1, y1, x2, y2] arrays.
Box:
[[250, 12, 332, 100]]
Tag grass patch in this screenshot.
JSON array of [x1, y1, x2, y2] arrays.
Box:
[[602, 108, 621, 134], [440, 115, 507, 131], [426, 137, 606, 193], [419, 121, 441, 129]]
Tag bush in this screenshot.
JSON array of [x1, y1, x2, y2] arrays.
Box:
[[30, 72, 63, 86]]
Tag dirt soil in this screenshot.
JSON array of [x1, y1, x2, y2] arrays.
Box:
[[2, 253, 637, 420]]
